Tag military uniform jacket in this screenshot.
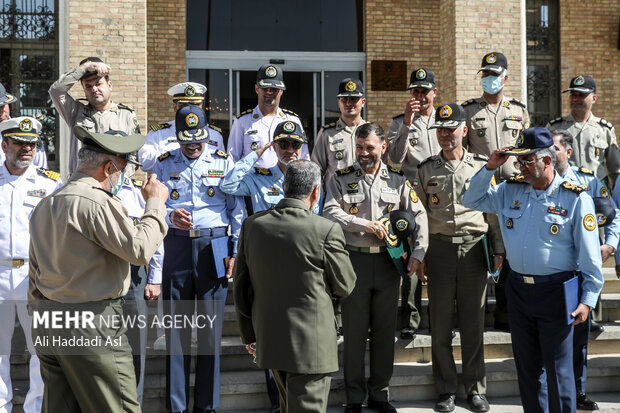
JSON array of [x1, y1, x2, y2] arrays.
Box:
[[234, 198, 356, 374], [138, 119, 224, 172], [28, 173, 168, 304], [463, 96, 530, 180], [463, 168, 604, 308], [387, 112, 439, 180], [547, 114, 620, 185], [311, 118, 368, 182], [49, 65, 140, 173], [415, 151, 504, 253], [0, 164, 62, 299], [323, 161, 428, 262], [227, 105, 309, 169]]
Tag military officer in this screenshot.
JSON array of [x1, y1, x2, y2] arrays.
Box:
[[0, 117, 61, 413], [49, 56, 140, 173], [312, 78, 367, 184], [463, 52, 530, 332], [153, 105, 244, 413], [547, 74, 620, 189], [138, 82, 224, 171], [552, 129, 619, 411], [386, 68, 439, 340], [29, 126, 168, 413], [416, 104, 504, 412], [324, 123, 428, 413], [227, 64, 308, 169], [463, 127, 604, 413]]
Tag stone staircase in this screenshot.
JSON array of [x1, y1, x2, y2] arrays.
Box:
[[8, 268, 620, 412]]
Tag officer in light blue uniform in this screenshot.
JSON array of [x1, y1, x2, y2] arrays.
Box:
[[463, 127, 604, 413], [117, 177, 164, 406], [153, 105, 243, 413]]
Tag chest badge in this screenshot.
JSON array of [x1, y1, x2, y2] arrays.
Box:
[[409, 138, 418, 146], [550, 224, 560, 235], [510, 200, 522, 210], [431, 194, 439, 205], [250, 142, 258, 151], [349, 205, 359, 215], [207, 187, 215, 197], [170, 189, 179, 200], [478, 129, 486, 137], [506, 218, 513, 229], [335, 150, 344, 160]]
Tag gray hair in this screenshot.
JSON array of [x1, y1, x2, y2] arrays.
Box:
[[537, 146, 556, 165], [355, 122, 385, 142], [283, 160, 321, 200], [77, 147, 118, 171], [551, 129, 573, 151]]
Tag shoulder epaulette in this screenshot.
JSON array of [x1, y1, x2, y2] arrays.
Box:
[[509, 98, 527, 108], [336, 166, 355, 176], [507, 175, 526, 184], [579, 167, 594, 175], [255, 167, 272, 176], [322, 122, 337, 130], [561, 181, 584, 194], [461, 98, 477, 107], [548, 117, 563, 126], [418, 155, 436, 168], [131, 178, 144, 187], [37, 168, 60, 181], [236, 109, 253, 119], [392, 113, 404, 120], [282, 108, 299, 117], [599, 118, 613, 130], [388, 165, 403, 175], [208, 123, 223, 133], [117, 103, 134, 112], [473, 153, 489, 161], [150, 122, 171, 132], [215, 149, 229, 159], [158, 152, 171, 161]]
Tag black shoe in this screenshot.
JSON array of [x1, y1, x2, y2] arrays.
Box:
[[590, 321, 604, 334], [467, 394, 490, 412], [435, 393, 456, 412], [400, 327, 417, 340], [367, 399, 397, 412], [494, 320, 510, 332], [270, 406, 280, 413], [193, 408, 216, 413], [577, 392, 599, 410], [344, 403, 362, 413]]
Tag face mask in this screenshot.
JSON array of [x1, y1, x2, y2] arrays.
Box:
[[107, 162, 125, 195], [481, 75, 504, 95]]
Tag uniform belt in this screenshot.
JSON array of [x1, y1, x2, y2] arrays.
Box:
[[345, 245, 386, 254], [510, 270, 575, 285], [169, 227, 227, 238], [0, 258, 28, 268], [430, 233, 484, 244]]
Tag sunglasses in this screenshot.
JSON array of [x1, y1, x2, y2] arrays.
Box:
[[513, 158, 538, 168], [276, 140, 303, 150]]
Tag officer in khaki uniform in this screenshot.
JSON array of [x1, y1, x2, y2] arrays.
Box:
[[324, 123, 428, 413], [49, 56, 140, 173], [28, 127, 169, 413], [386, 68, 440, 340], [547, 74, 620, 189], [416, 104, 504, 413], [463, 51, 530, 332], [312, 78, 367, 184]]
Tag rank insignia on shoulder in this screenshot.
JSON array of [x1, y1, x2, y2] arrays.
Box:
[[208, 123, 223, 133], [548, 117, 563, 125], [388, 165, 403, 175], [509, 98, 526, 108], [255, 167, 272, 176], [336, 167, 353, 176], [236, 109, 253, 119], [150, 122, 171, 132], [417, 156, 434, 168], [158, 152, 171, 161], [117, 102, 134, 112], [282, 108, 299, 117], [37, 168, 60, 181], [599, 119, 613, 129], [579, 167, 594, 175], [322, 122, 337, 130], [508, 175, 526, 184], [461, 98, 477, 106], [561, 181, 584, 194], [170, 189, 179, 200], [473, 153, 489, 161], [215, 150, 229, 158]]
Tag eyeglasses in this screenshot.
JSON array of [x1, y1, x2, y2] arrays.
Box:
[[513, 158, 538, 168], [277, 140, 303, 150]]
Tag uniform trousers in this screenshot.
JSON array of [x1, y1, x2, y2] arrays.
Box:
[[506, 270, 575, 413], [573, 313, 591, 394], [124, 264, 148, 405], [400, 275, 421, 330], [342, 250, 400, 403], [163, 230, 228, 412], [271, 370, 331, 413], [426, 237, 487, 396]]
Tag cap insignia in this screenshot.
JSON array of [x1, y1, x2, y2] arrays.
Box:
[[19, 119, 33, 132], [574, 76, 585, 86], [439, 105, 452, 119], [184, 85, 196, 96], [486, 53, 497, 64], [283, 121, 295, 133], [345, 81, 357, 92], [265, 66, 277, 78], [416, 69, 426, 80], [185, 113, 199, 128]]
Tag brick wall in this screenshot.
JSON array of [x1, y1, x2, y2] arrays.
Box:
[[364, 0, 441, 130], [146, 0, 187, 127], [560, 0, 620, 128], [68, 0, 148, 129]]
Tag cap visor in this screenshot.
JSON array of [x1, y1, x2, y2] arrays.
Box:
[[503, 147, 542, 156], [274, 134, 307, 143], [478, 66, 504, 74], [172, 96, 205, 103], [177, 128, 209, 144], [429, 120, 463, 129], [562, 87, 595, 94], [336, 92, 365, 98], [73, 125, 146, 154], [0, 93, 17, 105], [4, 134, 39, 143], [257, 79, 286, 90], [407, 82, 434, 90]]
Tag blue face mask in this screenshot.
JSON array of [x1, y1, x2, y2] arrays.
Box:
[[108, 162, 125, 195], [482, 75, 504, 95]]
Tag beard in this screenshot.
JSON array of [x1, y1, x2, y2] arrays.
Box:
[[358, 155, 378, 170]]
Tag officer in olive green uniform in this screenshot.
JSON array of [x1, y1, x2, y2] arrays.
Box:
[[324, 123, 428, 413], [28, 127, 168, 413], [312, 78, 367, 184], [49, 57, 140, 173], [547, 74, 620, 189], [463, 51, 530, 331], [386, 68, 440, 340], [416, 104, 504, 413]]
